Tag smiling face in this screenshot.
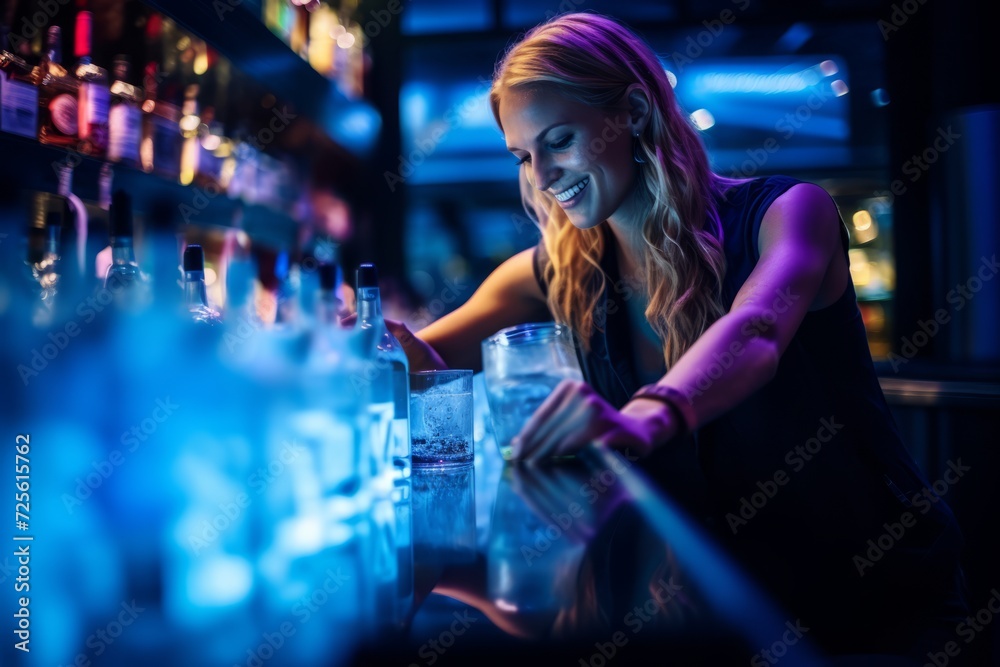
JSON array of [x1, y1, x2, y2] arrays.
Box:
[[499, 85, 641, 230]]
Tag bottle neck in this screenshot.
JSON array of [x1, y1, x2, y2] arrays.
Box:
[[111, 236, 136, 263], [184, 270, 209, 307], [357, 286, 382, 323], [315, 290, 342, 326]]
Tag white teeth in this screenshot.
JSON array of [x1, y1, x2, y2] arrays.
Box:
[[554, 178, 589, 202]]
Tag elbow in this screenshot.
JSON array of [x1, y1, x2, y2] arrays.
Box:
[[755, 335, 781, 385]]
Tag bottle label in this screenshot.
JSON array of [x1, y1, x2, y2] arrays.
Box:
[[150, 114, 181, 176], [108, 104, 141, 163], [49, 93, 78, 136], [79, 82, 109, 150], [198, 145, 224, 182], [0, 75, 38, 139]]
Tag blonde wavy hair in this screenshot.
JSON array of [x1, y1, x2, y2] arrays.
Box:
[[491, 12, 743, 367]]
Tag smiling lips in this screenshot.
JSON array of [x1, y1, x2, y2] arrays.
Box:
[[553, 177, 589, 202]]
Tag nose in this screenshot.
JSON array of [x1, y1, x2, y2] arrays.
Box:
[[532, 154, 559, 192]]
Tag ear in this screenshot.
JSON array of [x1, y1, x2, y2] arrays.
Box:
[[624, 84, 651, 135]]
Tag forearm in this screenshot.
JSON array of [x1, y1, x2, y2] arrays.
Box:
[[653, 309, 781, 430]]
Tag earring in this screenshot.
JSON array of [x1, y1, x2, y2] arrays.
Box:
[[632, 132, 646, 164]]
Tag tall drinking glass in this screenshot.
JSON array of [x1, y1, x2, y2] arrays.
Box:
[[481, 322, 584, 460]]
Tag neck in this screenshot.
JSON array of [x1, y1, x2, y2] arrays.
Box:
[[605, 184, 651, 289]]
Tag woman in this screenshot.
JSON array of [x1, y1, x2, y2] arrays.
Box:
[[389, 11, 968, 660]]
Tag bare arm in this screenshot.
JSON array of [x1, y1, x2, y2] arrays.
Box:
[[636, 182, 849, 436], [399, 247, 549, 372], [512, 182, 849, 459]]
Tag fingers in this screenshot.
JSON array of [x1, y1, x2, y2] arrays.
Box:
[[514, 381, 607, 461]]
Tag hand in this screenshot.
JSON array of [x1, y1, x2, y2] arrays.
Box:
[[510, 379, 679, 461], [339, 314, 449, 372]]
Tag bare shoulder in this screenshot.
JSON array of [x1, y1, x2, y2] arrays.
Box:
[[758, 182, 841, 252], [757, 182, 849, 311]]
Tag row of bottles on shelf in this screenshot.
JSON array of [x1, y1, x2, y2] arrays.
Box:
[[0, 5, 295, 209], [16, 176, 411, 487]]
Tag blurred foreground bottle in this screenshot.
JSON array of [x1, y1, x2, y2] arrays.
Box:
[[356, 263, 411, 482], [182, 244, 223, 325], [103, 189, 147, 310]]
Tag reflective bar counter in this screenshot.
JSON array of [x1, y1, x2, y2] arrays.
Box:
[[1, 297, 824, 667]]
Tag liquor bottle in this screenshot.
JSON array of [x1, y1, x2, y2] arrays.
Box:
[[74, 0, 109, 157], [1, 23, 39, 138], [140, 61, 182, 179], [108, 55, 142, 167], [356, 263, 411, 480], [88, 162, 114, 282], [315, 260, 342, 324], [178, 83, 200, 185], [25, 193, 64, 327], [103, 189, 146, 309], [35, 26, 79, 148], [182, 244, 223, 325], [54, 161, 89, 281], [140, 15, 182, 179]]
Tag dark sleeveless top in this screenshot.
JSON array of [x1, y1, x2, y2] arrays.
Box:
[[533, 176, 967, 655]]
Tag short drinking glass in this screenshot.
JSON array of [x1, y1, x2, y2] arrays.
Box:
[[409, 370, 474, 467]]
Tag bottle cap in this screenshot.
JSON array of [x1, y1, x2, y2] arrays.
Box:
[[183, 244, 204, 272], [318, 261, 338, 291], [113, 55, 130, 82], [110, 190, 133, 237], [356, 263, 378, 288]]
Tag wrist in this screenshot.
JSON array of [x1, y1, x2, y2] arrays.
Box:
[[624, 398, 681, 445], [628, 384, 696, 440]]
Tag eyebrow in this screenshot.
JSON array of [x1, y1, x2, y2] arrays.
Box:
[[506, 122, 570, 153]]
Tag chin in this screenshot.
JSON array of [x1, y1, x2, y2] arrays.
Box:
[[565, 210, 604, 231]]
